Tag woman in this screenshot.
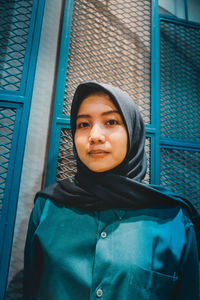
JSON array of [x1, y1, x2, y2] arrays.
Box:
[[24, 81, 199, 299]]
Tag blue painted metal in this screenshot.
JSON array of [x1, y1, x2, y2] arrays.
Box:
[[46, 0, 74, 187], [184, 0, 188, 21], [159, 14, 200, 153], [145, 125, 156, 134], [160, 138, 200, 152], [159, 14, 200, 28], [56, 116, 71, 126], [0, 93, 25, 102], [150, 0, 160, 185], [0, 1, 34, 92], [20, 0, 40, 95], [0, 0, 46, 298], [0, 103, 22, 299], [159, 10, 200, 208]]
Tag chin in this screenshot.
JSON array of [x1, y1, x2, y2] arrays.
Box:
[[89, 167, 109, 173], [88, 163, 117, 173]]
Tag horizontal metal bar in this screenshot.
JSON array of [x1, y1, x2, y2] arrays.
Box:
[[160, 138, 200, 151], [159, 14, 200, 28], [0, 101, 23, 109], [56, 116, 70, 126], [145, 125, 156, 134], [0, 94, 25, 103]]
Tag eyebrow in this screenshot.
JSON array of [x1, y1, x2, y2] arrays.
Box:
[[76, 110, 120, 119]]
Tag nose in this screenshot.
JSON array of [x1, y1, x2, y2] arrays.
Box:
[[89, 123, 105, 144]]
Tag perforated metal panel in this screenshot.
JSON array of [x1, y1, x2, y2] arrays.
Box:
[[160, 18, 200, 210], [56, 129, 76, 182], [0, 108, 16, 219], [160, 148, 200, 206], [160, 20, 200, 141], [63, 0, 151, 123], [0, 0, 45, 297], [53, 0, 152, 184], [0, 0, 33, 91]]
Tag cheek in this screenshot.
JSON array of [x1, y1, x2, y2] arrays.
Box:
[[74, 134, 86, 156], [111, 129, 128, 160], [118, 140, 128, 160]]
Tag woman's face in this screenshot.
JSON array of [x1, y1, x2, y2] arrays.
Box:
[[74, 93, 128, 173]]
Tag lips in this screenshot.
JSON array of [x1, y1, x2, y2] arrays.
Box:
[[88, 149, 109, 155]]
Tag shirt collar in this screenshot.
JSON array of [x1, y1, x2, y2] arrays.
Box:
[[113, 210, 126, 220]]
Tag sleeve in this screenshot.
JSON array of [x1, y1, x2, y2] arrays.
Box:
[[174, 219, 200, 300], [23, 197, 46, 300]]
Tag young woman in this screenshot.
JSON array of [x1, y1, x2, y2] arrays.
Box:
[[24, 82, 199, 299]]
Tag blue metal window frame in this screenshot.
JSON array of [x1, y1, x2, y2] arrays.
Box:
[[46, 0, 200, 188], [0, 0, 42, 97], [45, 0, 74, 186], [0, 0, 46, 298], [159, 15, 200, 156], [150, 0, 160, 184], [46, 0, 161, 188]]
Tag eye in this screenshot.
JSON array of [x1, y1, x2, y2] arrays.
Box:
[[77, 122, 90, 129], [105, 119, 119, 126]]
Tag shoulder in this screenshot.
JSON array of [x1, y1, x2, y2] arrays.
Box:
[[30, 196, 48, 227], [128, 206, 195, 242], [127, 205, 190, 224], [32, 196, 77, 226]]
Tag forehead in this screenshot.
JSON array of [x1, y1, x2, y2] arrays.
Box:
[[77, 92, 118, 113]]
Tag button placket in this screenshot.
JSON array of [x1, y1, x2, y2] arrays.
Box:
[[91, 211, 112, 299]]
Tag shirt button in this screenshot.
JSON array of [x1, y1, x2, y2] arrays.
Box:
[[101, 231, 107, 238], [96, 288, 103, 297]]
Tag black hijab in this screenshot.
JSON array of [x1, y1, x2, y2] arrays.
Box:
[[37, 81, 199, 242]]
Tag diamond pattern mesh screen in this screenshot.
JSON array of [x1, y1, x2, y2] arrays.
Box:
[[160, 19, 200, 210], [56, 129, 151, 184], [56, 0, 152, 183], [160, 21, 200, 141], [56, 129, 76, 182], [0, 0, 33, 91], [0, 108, 16, 219], [63, 0, 151, 124], [160, 148, 200, 207]]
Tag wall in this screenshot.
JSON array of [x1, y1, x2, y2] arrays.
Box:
[[159, 0, 200, 22]]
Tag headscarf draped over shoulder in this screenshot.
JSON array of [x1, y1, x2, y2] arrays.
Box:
[[36, 81, 200, 251]]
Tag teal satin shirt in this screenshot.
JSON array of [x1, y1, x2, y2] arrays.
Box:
[[24, 197, 199, 300]]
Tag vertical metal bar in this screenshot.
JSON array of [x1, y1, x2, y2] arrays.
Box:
[[20, 0, 39, 94], [0, 104, 22, 300], [150, 0, 161, 185], [0, 0, 46, 298], [184, 0, 188, 21], [45, 0, 74, 186]]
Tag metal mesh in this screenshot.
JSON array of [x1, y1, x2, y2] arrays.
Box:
[[56, 128, 151, 183], [56, 129, 76, 182], [160, 21, 200, 141], [0, 108, 16, 219], [0, 0, 33, 91], [63, 0, 151, 124], [160, 148, 200, 210], [144, 137, 151, 184]]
